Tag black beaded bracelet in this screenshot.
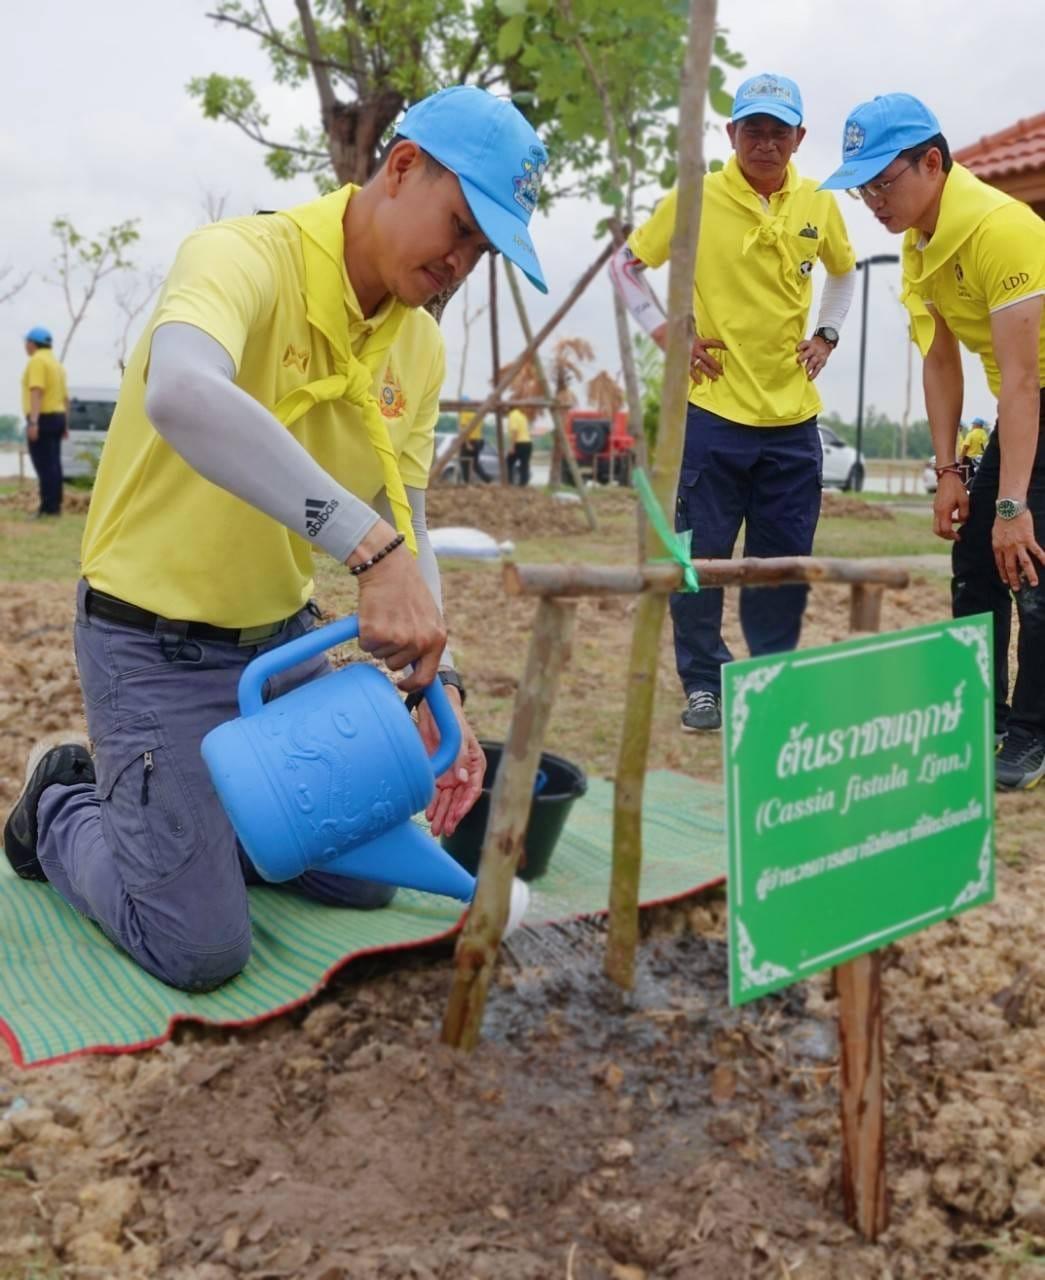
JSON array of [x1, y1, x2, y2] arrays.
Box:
[[349, 532, 406, 576]]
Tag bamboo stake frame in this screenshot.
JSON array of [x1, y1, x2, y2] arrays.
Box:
[[441, 555, 906, 1240]]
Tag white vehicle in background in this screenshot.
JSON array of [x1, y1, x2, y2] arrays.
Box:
[[64, 387, 118, 479], [818, 423, 865, 492]]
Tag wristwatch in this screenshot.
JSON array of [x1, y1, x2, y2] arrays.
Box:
[[405, 669, 466, 713], [996, 498, 1029, 521], [814, 326, 839, 348]]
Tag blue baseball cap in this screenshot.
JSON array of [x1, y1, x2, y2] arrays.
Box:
[[732, 73, 804, 127], [398, 86, 548, 293], [25, 326, 52, 346], [820, 94, 941, 190]]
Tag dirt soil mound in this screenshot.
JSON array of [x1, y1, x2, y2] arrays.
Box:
[[426, 483, 633, 543], [820, 492, 895, 521]]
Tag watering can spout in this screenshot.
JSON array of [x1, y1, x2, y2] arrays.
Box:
[[321, 821, 477, 903]]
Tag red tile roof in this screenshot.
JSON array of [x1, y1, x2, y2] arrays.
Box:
[[954, 112, 1045, 181]]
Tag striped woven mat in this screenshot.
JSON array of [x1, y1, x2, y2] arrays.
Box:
[[0, 771, 725, 1068]]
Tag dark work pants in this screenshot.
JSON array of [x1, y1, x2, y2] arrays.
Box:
[[508, 442, 533, 486], [670, 406, 822, 696], [952, 389, 1045, 738], [26, 412, 65, 514], [37, 583, 395, 992], [462, 440, 492, 484]]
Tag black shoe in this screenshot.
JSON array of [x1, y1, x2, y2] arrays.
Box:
[[681, 690, 722, 733], [3, 735, 94, 881], [995, 726, 1045, 791]]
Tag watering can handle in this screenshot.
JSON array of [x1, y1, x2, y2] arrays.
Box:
[[236, 614, 461, 778]]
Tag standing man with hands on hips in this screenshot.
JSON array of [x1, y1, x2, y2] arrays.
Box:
[[4, 86, 550, 990], [611, 73, 856, 734], [821, 93, 1045, 789]]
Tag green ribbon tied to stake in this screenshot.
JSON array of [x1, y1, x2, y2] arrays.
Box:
[[633, 467, 700, 594]]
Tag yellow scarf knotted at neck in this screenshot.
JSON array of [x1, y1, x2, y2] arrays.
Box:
[[274, 184, 417, 554], [722, 156, 796, 278], [900, 163, 1012, 357]]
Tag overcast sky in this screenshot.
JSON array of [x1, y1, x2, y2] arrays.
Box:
[[2, 0, 1041, 428]]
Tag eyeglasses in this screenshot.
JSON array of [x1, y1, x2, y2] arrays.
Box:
[[846, 160, 918, 203]]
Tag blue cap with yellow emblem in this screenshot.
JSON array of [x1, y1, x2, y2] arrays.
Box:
[[398, 86, 548, 293], [819, 94, 941, 190]]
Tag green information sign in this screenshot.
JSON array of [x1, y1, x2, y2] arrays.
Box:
[[723, 614, 994, 1006]]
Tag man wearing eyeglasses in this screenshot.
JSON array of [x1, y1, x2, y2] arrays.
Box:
[[822, 94, 1045, 790], [610, 73, 856, 734]]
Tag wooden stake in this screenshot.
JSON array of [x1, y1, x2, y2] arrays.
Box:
[[441, 600, 577, 1050], [504, 558, 910, 598], [834, 582, 888, 1239], [502, 260, 598, 531], [836, 951, 888, 1239], [605, 0, 717, 990], [488, 254, 508, 485]]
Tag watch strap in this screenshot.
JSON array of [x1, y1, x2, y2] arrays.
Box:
[[404, 670, 466, 713]]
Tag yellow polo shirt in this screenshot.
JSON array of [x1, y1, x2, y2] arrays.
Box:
[[82, 192, 444, 627], [460, 411, 483, 442], [629, 157, 855, 427], [508, 408, 531, 445], [21, 349, 68, 415], [912, 196, 1045, 397], [961, 425, 989, 458]]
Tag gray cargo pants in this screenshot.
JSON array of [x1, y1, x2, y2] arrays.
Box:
[[36, 581, 395, 992]]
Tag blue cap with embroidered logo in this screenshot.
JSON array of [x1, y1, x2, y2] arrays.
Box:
[[820, 94, 941, 190], [732, 73, 804, 127], [398, 86, 548, 294]]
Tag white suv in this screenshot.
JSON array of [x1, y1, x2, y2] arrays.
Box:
[[818, 424, 864, 491]]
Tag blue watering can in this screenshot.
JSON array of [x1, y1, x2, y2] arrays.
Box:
[[201, 615, 480, 902]]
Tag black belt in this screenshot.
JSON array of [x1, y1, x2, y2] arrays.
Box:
[[83, 587, 291, 647]]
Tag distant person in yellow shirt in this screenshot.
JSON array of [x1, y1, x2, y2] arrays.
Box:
[[20, 326, 69, 518], [960, 417, 990, 462], [507, 404, 533, 485], [459, 395, 492, 484], [3, 87, 550, 991], [822, 92, 1045, 789], [611, 72, 856, 733]]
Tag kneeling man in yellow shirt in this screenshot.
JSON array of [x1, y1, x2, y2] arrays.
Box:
[[4, 87, 550, 989]]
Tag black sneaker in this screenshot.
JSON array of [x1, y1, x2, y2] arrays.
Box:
[[995, 726, 1045, 791], [681, 690, 722, 733], [3, 734, 94, 881]]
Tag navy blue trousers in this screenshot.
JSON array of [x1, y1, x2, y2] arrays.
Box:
[[671, 406, 822, 696], [26, 413, 65, 514], [952, 390, 1045, 737]]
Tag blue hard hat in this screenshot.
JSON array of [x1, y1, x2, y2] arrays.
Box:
[[25, 326, 53, 346], [732, 73, 804, 127], [397, 86, 548, 293], [820, 94, 941, 190]]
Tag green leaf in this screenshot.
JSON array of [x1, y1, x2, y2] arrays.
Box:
[[497, 13, 526, 59], [496, 0, 529, 14], [709, 158, 724, 172]]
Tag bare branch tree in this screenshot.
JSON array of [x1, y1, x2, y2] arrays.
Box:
[[49, 217, 140, 363], [114, 268, 165, 374], [454, 278, 489, 398], [201, 189, 230, 224], [0, 265, 31, 306]]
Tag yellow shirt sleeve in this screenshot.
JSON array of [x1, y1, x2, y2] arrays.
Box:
[[628, 188, 679, 270], [970, 203, 1045, 313], [398, 331, 445, 489], [818, 193, 857, 277], [25, 351, 49, 390], [149, 223, 279, 374]]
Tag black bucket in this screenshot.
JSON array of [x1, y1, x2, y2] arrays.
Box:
[[441, 741, 587, 882]]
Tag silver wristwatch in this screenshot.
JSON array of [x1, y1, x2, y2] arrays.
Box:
[[995, 498, 1029, 521]]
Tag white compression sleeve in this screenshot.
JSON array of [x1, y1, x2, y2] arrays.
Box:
[[608, 242, 665, 337], [145, 322, 380, 563], [814, 267, 857, 334]]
